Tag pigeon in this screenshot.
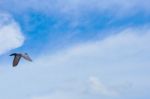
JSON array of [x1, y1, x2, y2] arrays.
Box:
[[10, 53, 32, 67]]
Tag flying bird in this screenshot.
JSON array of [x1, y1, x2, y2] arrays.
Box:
[[10, 53, 32, 67]]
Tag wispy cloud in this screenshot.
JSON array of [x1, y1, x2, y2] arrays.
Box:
[[0, 0, 149, 99], [1, 0, 150, 26], [1, 0, 149, 54], [0, 12, 24, 55], [0, 27, 147, 99], [89, 76, 118, 96], [1, 0, 150, 15]]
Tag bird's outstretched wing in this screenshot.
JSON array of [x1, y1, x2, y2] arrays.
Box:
[[13, 55, 21, 67], [21, 54, 32, 62]]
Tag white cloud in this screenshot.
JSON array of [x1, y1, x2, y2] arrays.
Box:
[[44, 27, 150, 67], [26, 27, 150, 99], [0, 27, 150, 99], [0, 13, 24, 55]]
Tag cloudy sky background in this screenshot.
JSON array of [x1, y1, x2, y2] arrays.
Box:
[[0, 0, 150, 99]]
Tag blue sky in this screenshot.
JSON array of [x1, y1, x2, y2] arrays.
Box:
[[0, 0, 150, 99]]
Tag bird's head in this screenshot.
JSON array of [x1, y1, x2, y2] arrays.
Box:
[[9, 53, 17, 56]]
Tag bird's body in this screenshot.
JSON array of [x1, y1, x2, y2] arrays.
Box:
[[10, 53, 32, 67]]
